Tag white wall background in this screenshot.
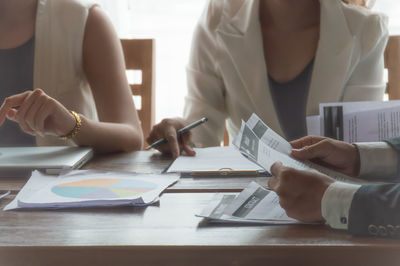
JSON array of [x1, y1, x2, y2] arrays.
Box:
[[96, 0, 400, 122], [374, 0, 400, 34]]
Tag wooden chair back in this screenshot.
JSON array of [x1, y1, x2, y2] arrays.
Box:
[[223, 124, 229, 146], [385, 35, 400, 99], [120, 39, 156, 143]]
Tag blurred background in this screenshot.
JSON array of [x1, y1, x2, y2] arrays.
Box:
[[96, 0, 400, 122]]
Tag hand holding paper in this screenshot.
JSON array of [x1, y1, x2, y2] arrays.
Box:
[[233, 114, 365, 184], [268, 162, 334, 223], [290, 136, 360, 177]]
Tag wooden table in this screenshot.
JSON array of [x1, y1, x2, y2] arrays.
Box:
[[0, 151, 269, 194], [0, 151, 399, 266]]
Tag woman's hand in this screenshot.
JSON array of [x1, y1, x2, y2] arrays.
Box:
[[147, 118, 196, 158], [0, 89, 76, 137], [290, 136, 360, 177]]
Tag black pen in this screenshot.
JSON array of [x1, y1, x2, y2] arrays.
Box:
[[145, 117, 208, 150]]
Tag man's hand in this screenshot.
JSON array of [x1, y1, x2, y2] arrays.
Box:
[[268, 162, 335, 223], [290, 136, 360, 177], [146, 118, 196, 158]]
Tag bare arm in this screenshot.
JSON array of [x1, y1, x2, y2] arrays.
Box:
[[77, 5, 143, 152], [0, 5, 142, 152]]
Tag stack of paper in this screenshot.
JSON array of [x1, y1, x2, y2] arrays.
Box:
[[4, 170, 179, 210], [197, 182, 299, 224]]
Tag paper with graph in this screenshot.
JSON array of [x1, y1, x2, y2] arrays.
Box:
[[4, 170, 178, 210]]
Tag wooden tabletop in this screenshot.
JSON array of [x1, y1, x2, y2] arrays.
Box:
[[1, 151, 399, 266], [0, 151, 269, 194]]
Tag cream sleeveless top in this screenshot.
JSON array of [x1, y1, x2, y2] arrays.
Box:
[[34, 0, 98, 146]]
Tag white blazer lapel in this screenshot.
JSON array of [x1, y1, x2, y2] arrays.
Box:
[[216, 0, 283, 134], [307, 0, 356, 115]]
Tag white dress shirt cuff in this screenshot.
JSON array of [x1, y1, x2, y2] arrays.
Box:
[[355, 142, 398, 178], [321, 182, 361, 230]]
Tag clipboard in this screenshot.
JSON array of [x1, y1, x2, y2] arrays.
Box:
[[165, 146, 266, 176], [190, 168, 259, 176]]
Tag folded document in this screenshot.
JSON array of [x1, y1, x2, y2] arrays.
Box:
[[233, 114, 366, 184], [197, 182, 299, 224]]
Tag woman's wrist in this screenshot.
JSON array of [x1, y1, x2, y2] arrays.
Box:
[[59, 111, 82, 140]]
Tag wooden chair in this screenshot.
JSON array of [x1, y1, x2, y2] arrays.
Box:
[[223, 123, 229, 146], [385, 35, 400, 100], [120, 39, 156, 143]]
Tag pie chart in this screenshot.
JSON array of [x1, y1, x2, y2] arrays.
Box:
[[51, 178, 158, 199]]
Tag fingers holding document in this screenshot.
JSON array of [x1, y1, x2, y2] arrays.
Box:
[[147, 118, 196, 158], [290, 136, 360, 177], [268, 161, 334, 223]]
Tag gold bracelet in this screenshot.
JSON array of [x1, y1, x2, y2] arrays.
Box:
[[60, 111, 82, 140]]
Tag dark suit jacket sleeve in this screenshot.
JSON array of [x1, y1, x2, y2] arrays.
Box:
[[348, 183, 400, 237], [384, 137, 400, 177], [385, 137, 400, 153], [348, 138, 400, 237]]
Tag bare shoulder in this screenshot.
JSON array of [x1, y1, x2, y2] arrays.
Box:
[[82, 5, 122, 64], [81, 4, 126, 93], [85, 5, 117, 40]]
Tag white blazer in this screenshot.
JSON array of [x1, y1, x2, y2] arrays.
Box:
[[183, 0, 389, 147]]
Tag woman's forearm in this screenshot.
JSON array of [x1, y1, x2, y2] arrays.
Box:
[[72, 115, 143, 153]]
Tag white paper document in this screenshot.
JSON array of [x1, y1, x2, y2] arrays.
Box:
[[4, 170, 179, 210], [245, 113, 292, 155], [234, 116, 366, 184], [197, 182, 299, 224], [166, 146, 264, 174], [306, 115, 321, 136], [343, 105, 400, 142], [308, 100, 400, 142], [0, 191, 10, 201]]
